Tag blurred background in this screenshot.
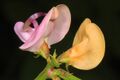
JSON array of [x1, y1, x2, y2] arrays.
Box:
[[0, 0, 120, 80]]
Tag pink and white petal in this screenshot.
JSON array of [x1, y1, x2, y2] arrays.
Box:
[[19, 7, 54, 51], [20, 38, 44, 52], [48, 4, 71, 45], [14, 22, 33, 42], [44, 21, 54, 38]]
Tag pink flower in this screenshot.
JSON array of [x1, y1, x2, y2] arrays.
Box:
[[14, 4, 71, 53]]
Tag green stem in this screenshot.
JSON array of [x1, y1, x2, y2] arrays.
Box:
[[35, 63, 51, 80], [34, 50, 82, 80], [54, 69, 81, 80]]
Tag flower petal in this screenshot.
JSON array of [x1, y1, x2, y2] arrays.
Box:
[[19, 7, 54, 51], [48, 4, 71, 45], [73, 18, 91, 46], [25, 12, 46, 28], [14, 22, 34, 42], [59, 18, 105, 70]]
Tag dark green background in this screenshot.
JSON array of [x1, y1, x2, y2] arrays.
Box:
[[0, 0, 120, 80]]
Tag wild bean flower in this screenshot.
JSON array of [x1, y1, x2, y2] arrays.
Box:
[[58, 18, 105, 70], [14, 4, 71, 58]]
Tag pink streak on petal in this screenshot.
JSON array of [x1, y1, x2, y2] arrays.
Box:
[[28, 12, 46, 28], [26, 12, 46, 32]]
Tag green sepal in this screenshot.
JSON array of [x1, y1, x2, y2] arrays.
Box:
[[50, 50, 61, 68], [35, 49, 47, 59], [33, 54, 41, 58], [65, 64, 70, 72]]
